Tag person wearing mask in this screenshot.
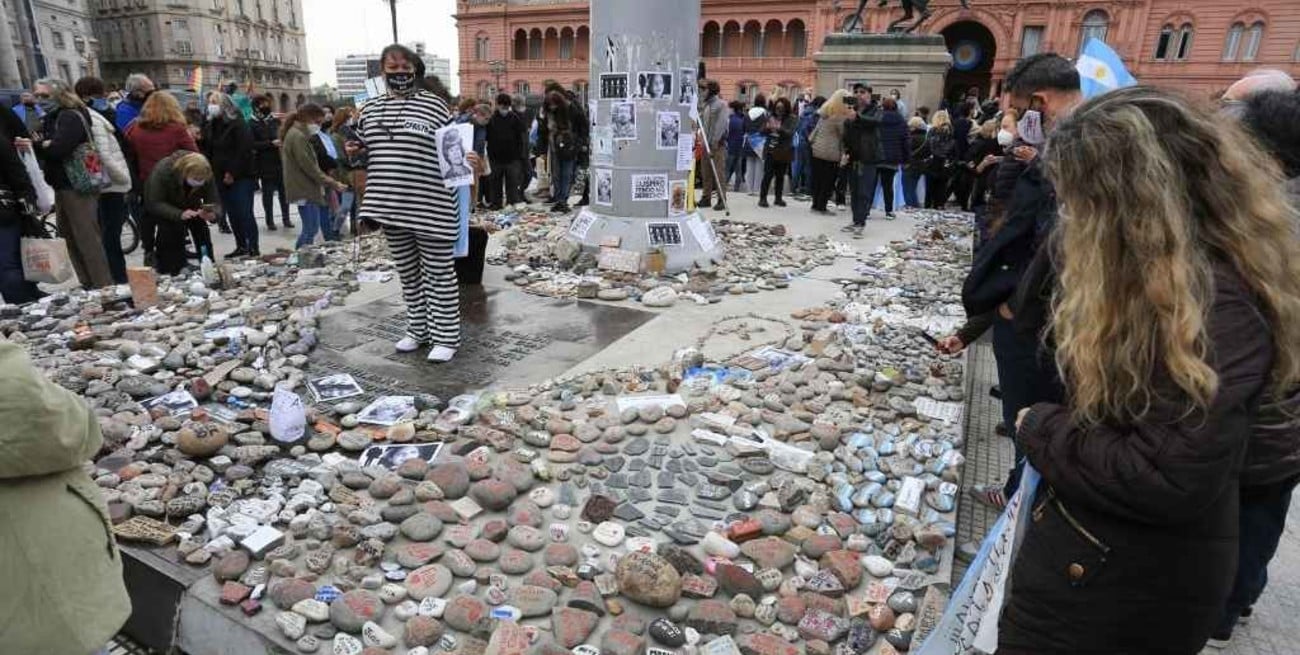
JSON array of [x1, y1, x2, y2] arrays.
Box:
[[75, 76, 132, 285], [697, 79, 728, 211], [808, 90, 852, 215], [329, 107, 361, 235], [949, 104, 975, 211], [0, 126, 41, 304], [0, 342, 133, 655], [790, 95, 821, 199], [11, 91, 44, 139], [889, 89, 908, 120], [346, 44, 482, 363], [485, 93, 527, 211], [1205, 82, 1300, 651], [333, 106, 368, 235], [958, 54, 1082, 509], [544, 91, 584, 214], [741, 94, 767, 196], [511, 93, 532, 201], [918, 109, 956, 209], [32, 78, 113, 289], [250, 94, 292, 231], [875, 96, 909, 220], [996, 85, 1300, 655], [202, 91, 258, 258], [113, 73, 154, 132], [124, 91, 200, 266], [757, 97, 796, 208], [901, 116, 928, 209], [725, 100, 747, 192], [144, 151, 220, 275], [840, 84, 882, 235], [307, 108, 346, 241], [282, 104, 347, 249], [965, 118, 1003, 217]]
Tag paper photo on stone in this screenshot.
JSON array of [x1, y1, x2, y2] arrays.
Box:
[[631, 174, 668, 202], [307, 373, 365, 402], [356, 395, 417, 426], [656, 111, 681, 150], [594, 169, 614, 206], [634, 71, 673, 100], [668, 180, 687, 216], [647, 222, 683, 247], [678, 68, 697, 107], [610, 101, 637, 141], [599, 73, 629, 99], [359, 443, 444, 471], [142, 389, 199, 417], [435, 123, 475, 188]]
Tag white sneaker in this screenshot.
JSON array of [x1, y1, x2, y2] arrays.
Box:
[[395, 337, 424, 353], [427, 346, 457, 362], [513, 202, 527, 211]]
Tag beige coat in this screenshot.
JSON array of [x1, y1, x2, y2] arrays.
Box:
[[810, 115, 848, 162], [0, 343, 130, 654]]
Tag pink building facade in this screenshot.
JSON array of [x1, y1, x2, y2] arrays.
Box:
[[456, 0, 1300, 102]]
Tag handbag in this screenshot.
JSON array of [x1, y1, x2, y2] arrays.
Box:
[[61, 109, 111, 193]]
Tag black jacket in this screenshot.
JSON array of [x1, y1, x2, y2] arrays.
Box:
[[762, 113, 797, 162], [842, 105, 882, 164], [1001, 264, 1275, 654], [36, 106, 92, 191], [904, 128, 928, 173], [249, 113, 282, 177], [486, 110, 527, 162], [202, 114, 255, 181], [962, 159, 1054, 317], [877, 110, 909, 165]]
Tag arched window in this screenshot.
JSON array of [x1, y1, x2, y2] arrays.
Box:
[[1223, 22, 1244, 61], [762, 20, 783, 58], [722, 21, 741, 57], [476, 80, 490, 99], [742, 21, 762, 58], [788, 19, 807, 58], [576, 26, 590, 61], [702, 21, 721, 58], [295, 93, 305, 108], [1155, 24, 1173, 60], [1175, 24, 1193, 61], [559, 27, 574, 60], [278, 92, 289, 112], [474, 32, 490, 61], [514, 80, 531, 95], [528, 29, 542, 60], [1079, 10, 1108, 51], [543, 27, 559, 59], [1243, 21, 1264, 61], [513, 29, 527, 60]]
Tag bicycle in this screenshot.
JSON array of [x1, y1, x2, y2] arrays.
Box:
[[41, 210, 140, 256]]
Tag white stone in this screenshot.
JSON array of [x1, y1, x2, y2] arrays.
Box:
[[407, 649, 430, 655], [894, 476, 925, 517], [418, 596, 447, 618], [241, 525, 285, 557], [624, 536, 656, 553], [394, 600, 420, 621], [378, 583, 407, 604], [456, 580, 477, 595], [276, 611, 306, 640], [332, 633, 363, 655], [591, 521, 625, 547], [528, 487, 555, 507], [362, 621, 397, 648], [862, 555, 894, 577], [291, 598, 330, 622], [641, 287, 679, 308], [702, 531, 740, 559]]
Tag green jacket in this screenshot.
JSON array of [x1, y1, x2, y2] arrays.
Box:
[[144, 150, 223, 223], [0, 343, 131, 654], [281, 123, 332, 205]]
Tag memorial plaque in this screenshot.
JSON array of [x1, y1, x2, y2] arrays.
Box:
[[113, 516, 177, 545]]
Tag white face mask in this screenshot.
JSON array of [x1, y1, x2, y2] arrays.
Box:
[[206, 103, 222, 119], [997, 129, 1014, 147], [185, 177, 205, 188], [1017, 109, 1045, 146], [306, 123, 321, 135]]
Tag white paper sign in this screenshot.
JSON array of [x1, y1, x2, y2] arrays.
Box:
[[569, 208, 598, 240], [435, 123, 475, 188], [915, 397, 963, 423], [676, 131, 695, 172], [686, 215, 717, 251], [269, 387, 306, 443], [615, 394, 685, 412]]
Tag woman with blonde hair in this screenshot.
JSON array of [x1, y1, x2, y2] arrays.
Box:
[[125, 90, 199, 263], [919, 108, 955, 209], [144, 151, 219, 275], [807, 89, 852, 214], [998, 86, 1300, 653]]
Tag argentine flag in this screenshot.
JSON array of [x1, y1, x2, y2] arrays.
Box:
[[1076, 38, 1137, 99]]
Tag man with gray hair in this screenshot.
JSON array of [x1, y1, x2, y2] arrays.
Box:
[[114, 73, 154, 132]]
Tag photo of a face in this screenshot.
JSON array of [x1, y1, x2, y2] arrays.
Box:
[[636, 72, 673, 100], [656, 111, 681, 150], [359, 443, 444, 471], [595, 169, 613, 206], [611, 102, 636, 140], [679, 68, 697, 106]]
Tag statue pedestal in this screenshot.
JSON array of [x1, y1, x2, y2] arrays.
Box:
[[814, 33, 951, 114]]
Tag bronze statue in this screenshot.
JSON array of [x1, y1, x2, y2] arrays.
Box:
[[843, 0, 970, 35]]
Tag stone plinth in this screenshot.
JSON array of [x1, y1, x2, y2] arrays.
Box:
[[814, 33, 952, 114]]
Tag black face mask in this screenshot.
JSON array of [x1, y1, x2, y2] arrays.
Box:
[[257, 105, 271, 115], [385, 72, 416, 94]]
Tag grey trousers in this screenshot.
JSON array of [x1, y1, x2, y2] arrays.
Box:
[[55, 189, 114, 289]]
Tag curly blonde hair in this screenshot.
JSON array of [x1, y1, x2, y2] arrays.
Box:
[[1045, 86, 1300, 423]]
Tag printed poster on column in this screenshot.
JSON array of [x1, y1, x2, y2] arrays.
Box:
[[686, 214, 717, 251], [591, 127, 614, 167], [676, 131, 695, 172], [631, 174, 668, 202]]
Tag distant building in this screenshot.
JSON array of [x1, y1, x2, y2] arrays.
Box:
[[456, 0, 1300, 103], [0, 0, 100, 89], [91, 0, 311, 112], [334, 41, 452, 99]]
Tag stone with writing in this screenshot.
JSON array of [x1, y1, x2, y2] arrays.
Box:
[[615, 551, 682, 608], [798, 609, 848, 643], [426, 461, 470, 499], [567, 580, 607, 616], [394, 542, 444, 569], [551, 607, 601, 648], [403, 615, 445, 647], [715, 563, 765, 598], [331, 633, 363, 655], [601, 629, 647, 655], [213, 550, 251, 582], [680, 573, 718, 599], [444, 595, 489, 633], [405, 564, 453, 600], [806, 569, 846, 598], [400, 513, 444, 542], [482, 620, 531, 655], [544, 543, 580, 567], [686, 599, 738, 636], [293, 598, 331, 622], [469, 478, 518, 511], [737, 633, 800, 655], [361, 621, 397, 649], [269, 578, 317, 609], [277, 611, 308, 640], [580, 494, 618, 523], [648, 618, 686, 647], [330, 589, 384, 633], [820, 550, 863, 590], [509, 585, 558, 618], [740, 537, 797, 571]]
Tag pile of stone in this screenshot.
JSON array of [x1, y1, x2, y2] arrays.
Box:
[[488, 214, 838, 306], [10, 211, 977, 655]]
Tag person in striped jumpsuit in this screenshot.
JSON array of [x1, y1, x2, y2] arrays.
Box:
[[346, 44, 481, 362]]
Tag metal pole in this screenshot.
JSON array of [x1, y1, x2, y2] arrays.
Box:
[[388, 0, 398, 43]]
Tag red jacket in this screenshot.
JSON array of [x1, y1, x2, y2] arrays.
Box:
[[125, 122, 197, 182]]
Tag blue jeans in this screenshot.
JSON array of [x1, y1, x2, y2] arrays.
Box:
[[553, 158, 576, 206], [98, 192, 128, 284], [1215, 477, 1299, 636], [220, 178, 258, 253], [295, 202, 336, 248], [850, 162, 878, 226], [792, 145, 812, 194], [726, 150, 745, 190], [0, 212, 41, 304], [902, 169, 922, 208]]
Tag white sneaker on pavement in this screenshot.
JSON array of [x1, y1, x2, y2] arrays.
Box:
[[427, 346, 457, 363], [395, 337, 424, 353]]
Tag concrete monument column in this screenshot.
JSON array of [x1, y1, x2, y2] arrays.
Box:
[[0, 12, 23, 88], [567, 0, 722, 273]]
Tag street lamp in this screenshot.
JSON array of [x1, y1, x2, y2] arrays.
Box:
[[488, 59, 506, 95], [382, 0, 398, 42]]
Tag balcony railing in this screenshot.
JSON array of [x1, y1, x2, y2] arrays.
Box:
[[702, 56, 811, 72], [465, 58, 588, 71]]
